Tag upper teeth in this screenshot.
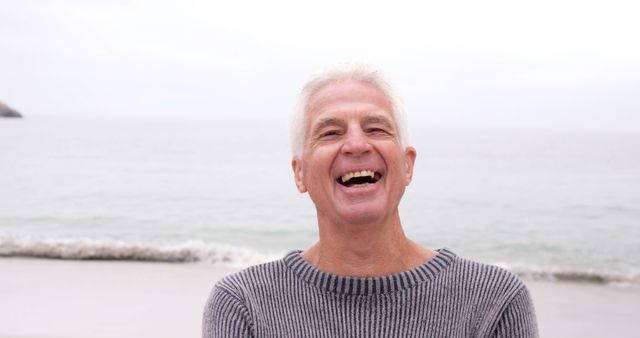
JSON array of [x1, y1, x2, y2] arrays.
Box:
[[341, 170, 375, 183]]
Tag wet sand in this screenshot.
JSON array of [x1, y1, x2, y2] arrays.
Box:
[[1, 258, 638, 338]]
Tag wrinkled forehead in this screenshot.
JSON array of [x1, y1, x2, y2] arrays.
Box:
[[305, 79, 395, 122]]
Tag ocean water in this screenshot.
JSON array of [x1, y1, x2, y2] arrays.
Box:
[[1, 116, 639, 287]]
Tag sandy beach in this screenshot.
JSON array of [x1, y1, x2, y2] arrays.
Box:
[[1, 258, 639, 338]]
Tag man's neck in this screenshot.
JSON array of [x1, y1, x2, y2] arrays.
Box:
[[301, 216, 436, 277]]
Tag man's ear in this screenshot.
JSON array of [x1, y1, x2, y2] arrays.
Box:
[[291, 158, 307, 193], [404, 146, 417, 186]]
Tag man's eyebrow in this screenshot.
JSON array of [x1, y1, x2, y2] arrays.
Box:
[[311, 117, 344, 135], [362, 115, 395, 129]]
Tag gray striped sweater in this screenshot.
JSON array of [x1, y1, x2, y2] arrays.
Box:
[[203, 248, 538, 337]]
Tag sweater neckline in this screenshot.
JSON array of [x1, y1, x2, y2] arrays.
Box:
[[283, 248, 456, 296]]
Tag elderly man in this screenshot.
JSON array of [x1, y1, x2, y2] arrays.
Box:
[[203, 63, 538, 337]]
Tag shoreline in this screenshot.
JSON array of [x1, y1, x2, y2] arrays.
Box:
[[1, 258, 639, 338]]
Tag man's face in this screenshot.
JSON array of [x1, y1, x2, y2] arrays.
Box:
[[292, 79, 416, 226]]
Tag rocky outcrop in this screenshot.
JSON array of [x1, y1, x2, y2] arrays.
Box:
[[0, 102, 23, 118]]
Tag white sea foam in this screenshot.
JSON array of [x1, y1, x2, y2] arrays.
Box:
[[1, 234, 638, 288], [504, 262, 640, 288], [0, 235, 282, 268]]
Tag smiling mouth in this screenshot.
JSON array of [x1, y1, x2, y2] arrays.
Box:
[[337, 170, 382, 187]]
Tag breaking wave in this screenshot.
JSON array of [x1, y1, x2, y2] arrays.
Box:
[[1, 235, 638, 287], [0, 235, 282, 267], [504, 263, 640, 288]]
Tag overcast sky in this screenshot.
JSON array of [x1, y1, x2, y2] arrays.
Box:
[[1, 0, 639, 130]]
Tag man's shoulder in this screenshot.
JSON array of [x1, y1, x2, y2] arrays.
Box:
[[443, 251, 527, 299], [213, 254, 290, 298], [202, 256, 293, 337]]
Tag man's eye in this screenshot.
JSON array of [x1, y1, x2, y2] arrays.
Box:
[[320, 130, 340, 138], [367, 128, 388, 134]]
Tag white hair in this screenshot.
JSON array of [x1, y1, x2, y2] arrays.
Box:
[[289, 62, 410, 158]]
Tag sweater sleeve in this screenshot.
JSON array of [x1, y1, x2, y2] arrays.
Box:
[[202, 286, 254, 338], [491, 287, 539, 338]]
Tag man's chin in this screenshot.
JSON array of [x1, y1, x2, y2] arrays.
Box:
[[334, 203, 389, 226]]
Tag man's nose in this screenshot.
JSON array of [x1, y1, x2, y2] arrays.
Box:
[[341, 128, 372, 156]]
